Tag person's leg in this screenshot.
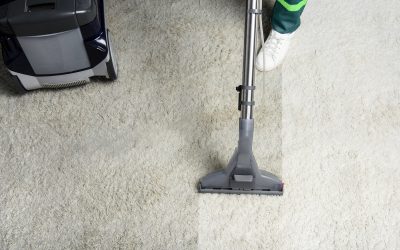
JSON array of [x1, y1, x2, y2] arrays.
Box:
[[272, 0, 307, 34], [256, 0, 307, 71]]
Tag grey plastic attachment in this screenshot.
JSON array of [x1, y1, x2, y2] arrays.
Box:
[[248, 9, 263, 14], [17, 28, 91, 75], [198, 119, 283, 195], [9, 29, 115, 90]]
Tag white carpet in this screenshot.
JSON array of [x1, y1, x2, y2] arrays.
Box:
[[1, 0, 399, 249]]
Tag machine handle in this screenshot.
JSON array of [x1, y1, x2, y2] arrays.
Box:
[[27, 0, 55, 11]]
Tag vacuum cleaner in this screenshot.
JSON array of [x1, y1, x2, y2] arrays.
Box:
[[198, 0, 284, 195], [0, 0, 118, 93]]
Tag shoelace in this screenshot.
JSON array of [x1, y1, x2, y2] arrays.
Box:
[[264, 34, 285, 58]]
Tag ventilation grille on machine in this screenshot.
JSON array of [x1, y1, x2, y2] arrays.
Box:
[[41, 80, 87, 89]]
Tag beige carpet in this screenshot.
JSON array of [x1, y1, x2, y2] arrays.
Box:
[[1, 0, 399, 249]]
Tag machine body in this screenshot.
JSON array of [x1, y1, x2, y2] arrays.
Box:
[[0, 0, 117, 92]]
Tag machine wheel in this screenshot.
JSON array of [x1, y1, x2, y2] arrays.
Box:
[[10, 75, 28, 94], [106, 30, 118, 81]]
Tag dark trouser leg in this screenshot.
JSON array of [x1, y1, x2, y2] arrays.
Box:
[[271, 0, 307, 34]]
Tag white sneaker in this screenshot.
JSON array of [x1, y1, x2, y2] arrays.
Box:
[[256, 30, 295, 72]]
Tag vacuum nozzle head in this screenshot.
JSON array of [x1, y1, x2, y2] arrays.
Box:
[[198, 169, 283, 196]]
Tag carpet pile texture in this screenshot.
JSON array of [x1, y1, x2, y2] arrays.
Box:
[[0, 0, 399, 249]]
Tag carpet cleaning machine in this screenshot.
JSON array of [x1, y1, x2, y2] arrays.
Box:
[[0, 0, 117, 93], [198, 0, 284, 195], [1, 0, 282, 194]]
